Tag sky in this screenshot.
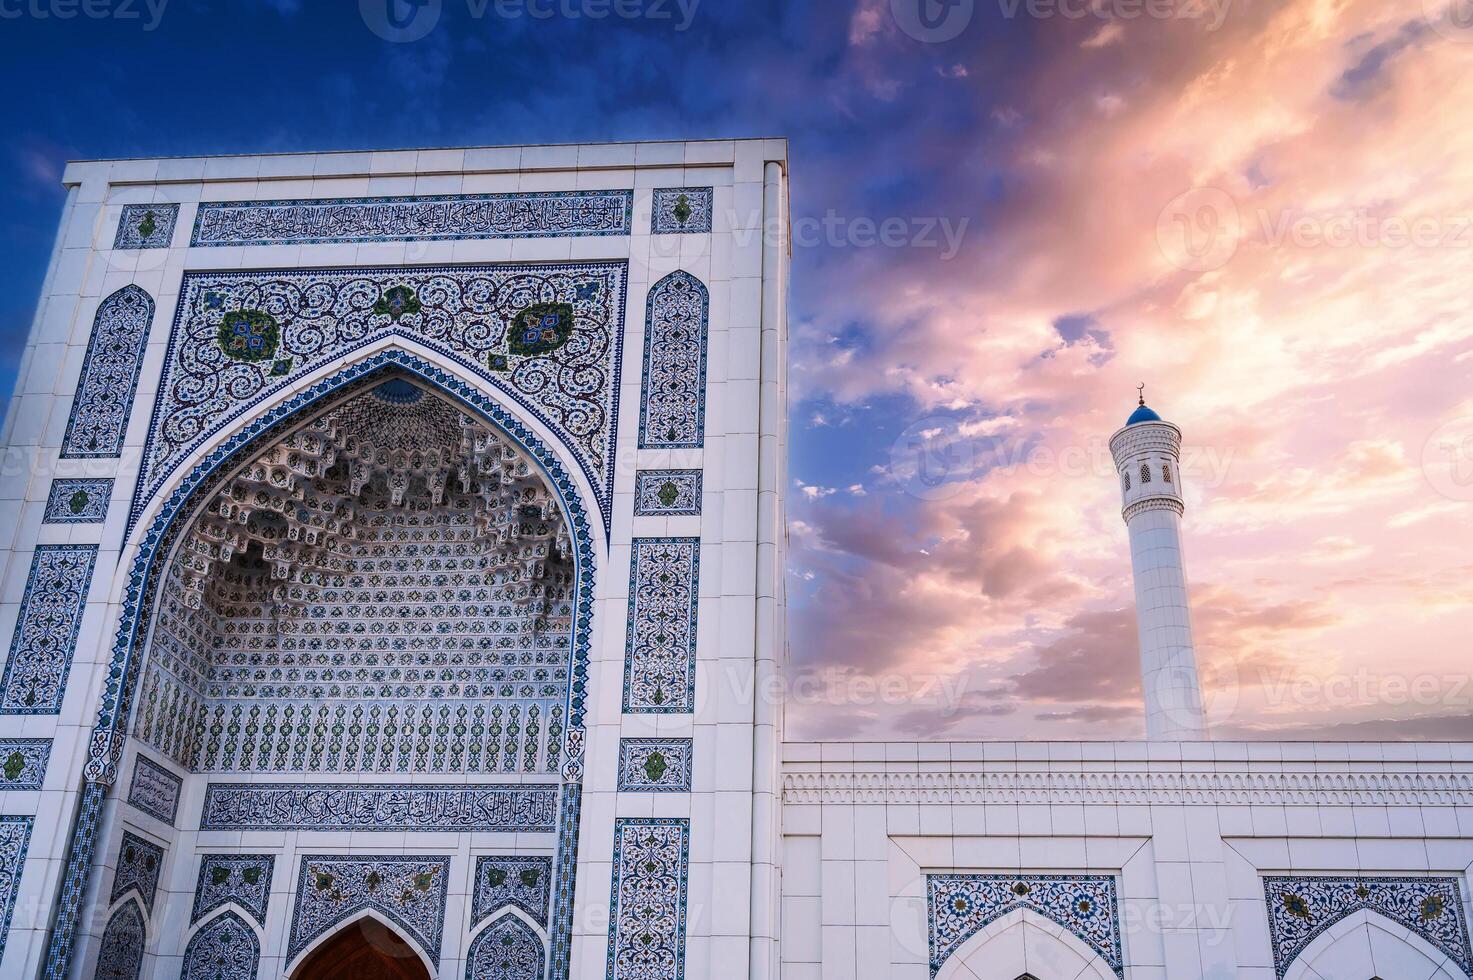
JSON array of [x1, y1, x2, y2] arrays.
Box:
[[2, 0, 1472, 741]]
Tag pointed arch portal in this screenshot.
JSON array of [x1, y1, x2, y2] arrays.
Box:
[[291, 918, 433, 980]]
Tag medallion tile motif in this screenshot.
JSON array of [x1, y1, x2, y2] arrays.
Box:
[[927, 874, 1123, 978], [42, 478, 113, 524], [114, 204, 179, 250], [651, 188, 713, 234], [94, 899, 146, 980], [191, 855, 274, 926], [634, 470, 702, 517], [180, 909, 259, 980], [472, 855, 553, 927], [133, 263, 626, 536], [60, 284, 153, 459], [0, 544, 97, 714], [638, 271, 708, 449], [466, 914, 545, 980], [109, 832, 164, 914], [289, 855, 451, 966], [199, 782, 557, 832], [125, 755, 181, 824], [0, 739, 50, 790], [1263, 875, 1473, 978], [192, 190, 633, 246], [623, 537, 700, 713], [617, 738, 693, 792], [0, 817, 33, 960], [606, 818, 690, 980]]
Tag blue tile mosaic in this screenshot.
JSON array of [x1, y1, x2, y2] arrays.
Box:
[[133, 263, 626, 538], [94, 898, 146, 980], [0, 544, 97, 714], [199, 782, 557, 832], [125, 755, 181, 824], [633, 470, 702, 517], [60, 285, 153, 459], [192, 190, 633, 246], [651, 187, 713, 235], [1264, 875, 1473, 978], [623, 537, 700, 713], [606, 817, 690, 980], [548, 783, 581, 980], [0, 816, 33, 961], [0, 739, 50, 790], [191, 855, 274, 927], [180, 909, 259, 980], [110, 832, 164, 915], [288, 855, 451, 967], [113, 204, 179, 250], [928, 874, 1123, 978], [40, 780, 107, 980], [637, 271, 708, 450], [466, 914, 545, 980], [617, 738, 693, 792], [472, 856, 553, 928], [42, 478, 113, 524]]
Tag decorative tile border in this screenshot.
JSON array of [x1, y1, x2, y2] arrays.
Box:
[[181, 909, 259, 980], [1264, 875, 1473, 978], [623, 537, 700, 713], [114, 204, 179, 250], [199, 782, 558, 832], [0, 544, 97, 714], [0, 739, 50, 791], [651, 187, 713, 234], [0, 817, 33, 962], [638, 271, 708, 450], [634, 470, 702, 517], [606, 818, 690, 980], [928, 874, 1123, 978], [42, 478, 113, 524], [617, 738, 693, 792], [110, 832, 165, 915], [548, 783, 581, 980], [192, 854, 274, 927], [472, 855, 553, 928], [192, 190, 633, 246], [126, 755, 181, 824], [288, 855, 451, 966], [60, 285, 154, 459], [40, 781, 107, 979]]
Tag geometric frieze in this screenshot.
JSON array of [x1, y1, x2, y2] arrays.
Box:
[[650, 188, 713, 235], [191, 855, 274, 927], [927, 873, 1123, 978], [191, 190, 633, 247], [0, 544, 97, 714], [633, 470, 702, 517], [637, 271, 709, 450], [114, 204, 179, 250], [125, 755, 182, 825], [288, 855, 451, 966], [623, 537, 700, 713], [198, 783, 558, 832], [134, 262, 628, 534], [616, 738, 693, 793], [1263, 875, 1473, 978], [42, 478, 113, 524], [60, 284, 154, 459], [606, 818, 690, 980], [471, 855, 553, 928]]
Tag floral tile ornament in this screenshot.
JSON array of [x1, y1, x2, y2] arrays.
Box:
[[0, 816, 33, 960], [191, 854, 274, 927], [1263, 875, 1473, 978], [0, 544, 97, 714], [471, 855, 554, 927], [637, 272, 709, 450], [651, 187, 713, 234], [623, 538, 700, 713], [94, 898, 146, 980], [606, 818, 690, 980], [466, 914, 545, 980], [42, 478, 113, 524], [180, 909, 259, 980], [927, 874, 1123, 978], [617, 738, 694, 792], [114, 203, 179, 250], [60, 285, 154, 459], [0, 739, 50, 791], [110, 832, 165, 915], [289, 855, 451, 966], [633, 470, 702, 517]]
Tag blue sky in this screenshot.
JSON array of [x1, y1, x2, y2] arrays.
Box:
[[5, 0, 1472, 741]]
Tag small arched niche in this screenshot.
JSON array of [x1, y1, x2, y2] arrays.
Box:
[[291, 917, 433, 980], [130, 373, 577, 776]]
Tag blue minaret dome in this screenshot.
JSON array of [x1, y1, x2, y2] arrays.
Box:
[[1127, 383, 1162, 424]]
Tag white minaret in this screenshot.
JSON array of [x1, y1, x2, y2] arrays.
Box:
[[1109, 388, 1208, 740]]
